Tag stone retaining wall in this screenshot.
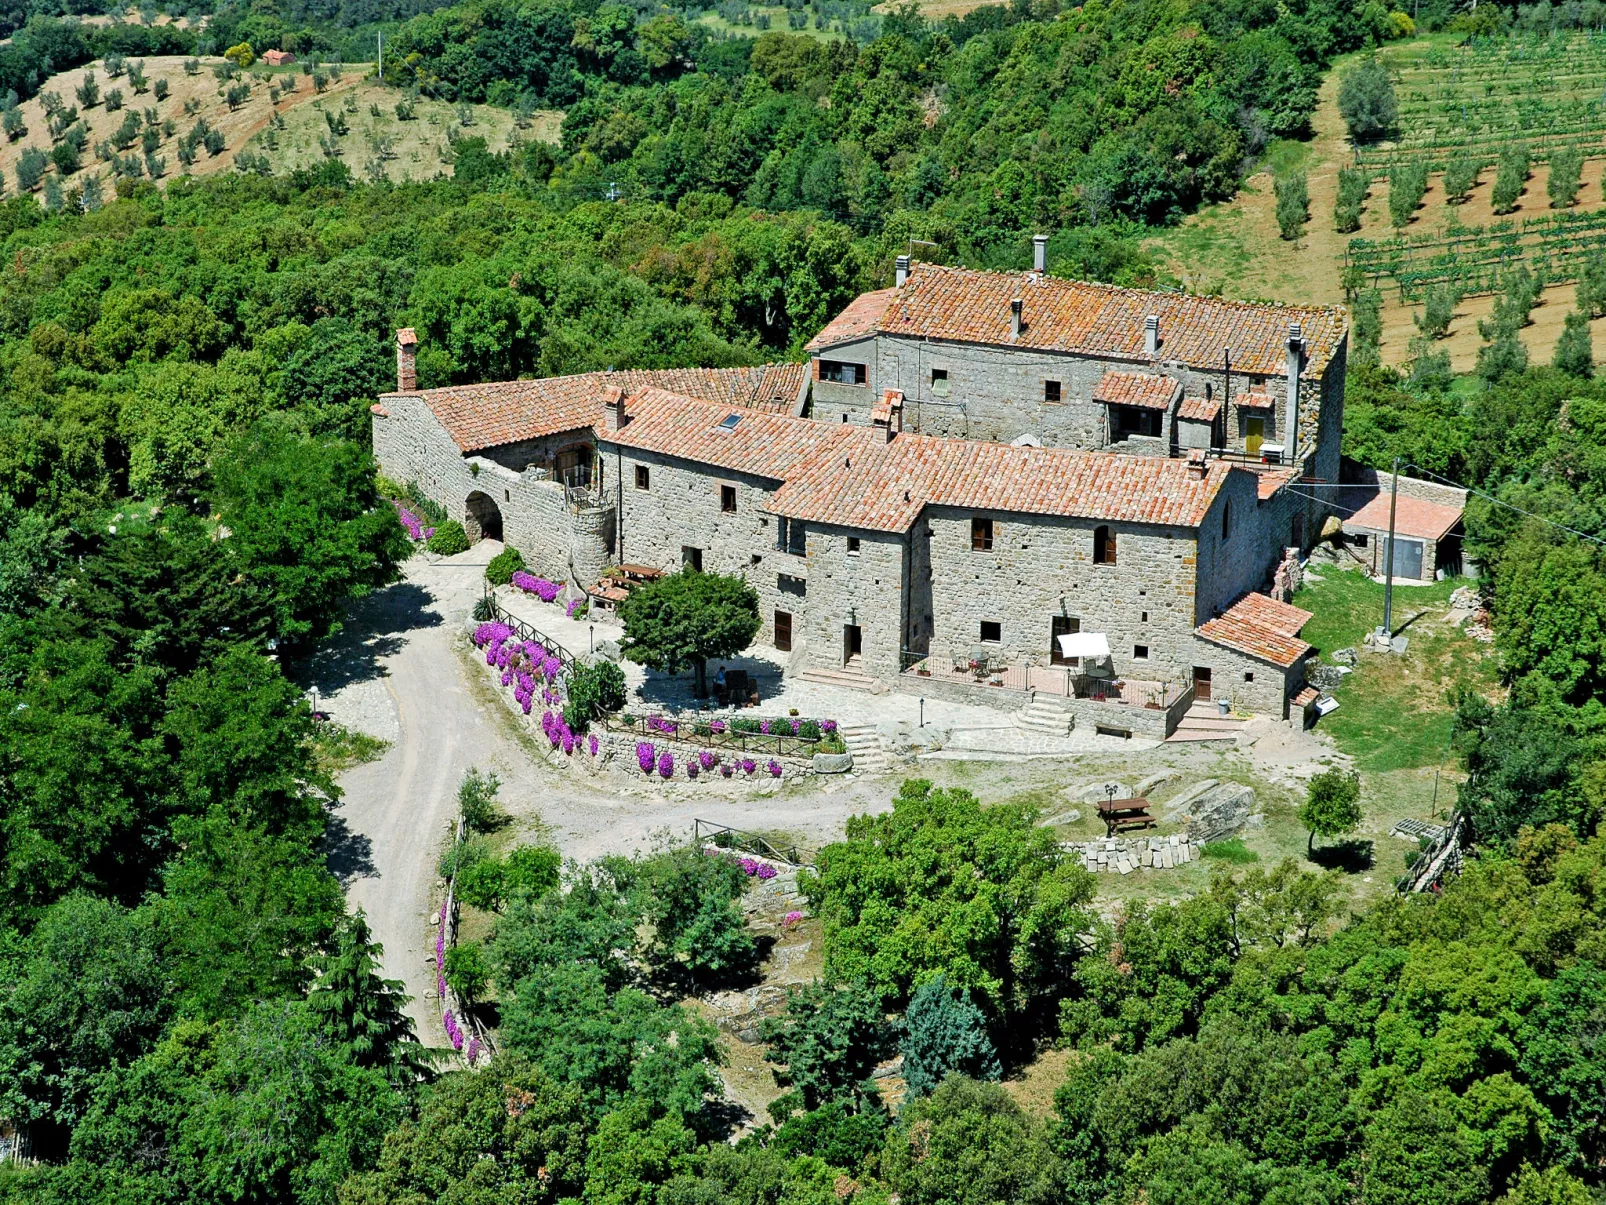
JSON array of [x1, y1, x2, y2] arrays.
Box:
[[1066, 833, 1202, 874]]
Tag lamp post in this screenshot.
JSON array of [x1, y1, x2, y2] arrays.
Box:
[[920, 697, 925, 728], [589, 624, 594, 654]]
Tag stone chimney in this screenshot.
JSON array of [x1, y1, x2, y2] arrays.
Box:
[[601, 386, 627, 432], [1010, 297, 1024, 341], [1032, 234, 1048, 275], [1186, 448, 1208, 476], [1285, 322, 1304, 460], [395, 327, 418, 391], [1144, 314, 1159, 357], [895, 255, 910, 288]]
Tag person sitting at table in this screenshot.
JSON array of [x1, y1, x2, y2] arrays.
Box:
[[715, 666, 727, 688]]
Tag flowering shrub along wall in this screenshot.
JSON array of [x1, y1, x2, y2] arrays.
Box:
[[633, 713, 839, 742], [392, 500, 435, 542], [472, 621, 605, 764], [509, 571, 561, 603], [436, 881, 485, 1066]]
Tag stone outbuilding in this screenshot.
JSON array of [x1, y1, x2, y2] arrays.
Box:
[[1335, 461, 1469, 583]]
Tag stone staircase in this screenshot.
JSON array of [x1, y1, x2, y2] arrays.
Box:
[[1016, 693, 1076, 736], [796, 665, 878, 692], [838, 724, 891, 774], [1165, 701, 1248, 743]]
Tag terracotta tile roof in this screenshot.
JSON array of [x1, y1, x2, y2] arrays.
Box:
[[598, 388, 853, 481], [1292, 685, 1320, 707], [1196, 592, 1314, 668], [1092, 371, 1181, 411], [871, 389, 904, 425], [809, 264, 1347, 378], [1235, 390, 1277, 408], [1178, 396, 1221, 422], [370, 403, 389, 418], [805, 288, 899, 352], [1344, 493, 1464, 542], [767, 432, 1242, 533], [1257, 469, 1295, 501], [384, 364, 807, 452]]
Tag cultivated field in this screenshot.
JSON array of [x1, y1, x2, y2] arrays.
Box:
[[1147, 33, 1606, 371], [0, 55, 558, 198]]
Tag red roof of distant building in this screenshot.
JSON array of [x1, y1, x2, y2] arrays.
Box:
[[807, 263, 1347, 378], [1196, 592, 1314, 668], [1345, 493, 1464, 542]]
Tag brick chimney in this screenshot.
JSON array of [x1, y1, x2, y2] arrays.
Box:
[[872, 389, 904, 442], [601, 386, 627, 432], [1144, 314, 1160, 357], [395, 327, 418, 391], [895, 255, 910, 287], [1033, 234, 1048, 275], [1010, 297, 1024, 341]]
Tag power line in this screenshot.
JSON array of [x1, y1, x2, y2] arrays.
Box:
[[1402, 462, 1606, 550]]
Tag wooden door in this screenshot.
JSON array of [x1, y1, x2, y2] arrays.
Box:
[[1050, 615, 1080, 665], [1245, 417, 1264, 457], [774, 610, 792, 653], [1193, 666, 1212, 701]]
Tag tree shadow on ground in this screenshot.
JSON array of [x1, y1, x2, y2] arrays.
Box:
[[322, 808, 377, 885], [288, 581, 442, 693], [1310, 839, 1375, 873], [635, 658, 791, 713]]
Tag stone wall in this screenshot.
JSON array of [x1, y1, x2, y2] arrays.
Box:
[[372, 400, 607, 589], [1191, 470, 1282, 623], [920, 503, 1204, 688], [1068, 833, 1201, 873], [793, 521, 908, 680], [812, 334, 1345, 474], [606, 444, 793, 648], [1187, 636, 1303, 718]]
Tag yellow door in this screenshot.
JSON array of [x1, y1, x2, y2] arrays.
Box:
[[1245, 417, 1264, 457]]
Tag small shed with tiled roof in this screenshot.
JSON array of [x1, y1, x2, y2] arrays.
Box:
[[1194, 592, 1316, 720]]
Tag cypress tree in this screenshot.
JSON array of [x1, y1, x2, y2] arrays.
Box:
[[901, 974, 1001, 1097], [308, 908, 425, 1075]]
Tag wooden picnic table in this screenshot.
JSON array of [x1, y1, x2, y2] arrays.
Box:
[[1097, 796, 1155, 837], [616, 563, 664, 582]]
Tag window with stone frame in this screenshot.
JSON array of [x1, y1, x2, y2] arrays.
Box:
[[980, 620, 1002, 643], [720, 484, 737, 513], [1044, 379, 1062, 403], [930, 368, 950, 397], [1093, 525, 1117, 565], [971, 517, 993, 551], [635, 465, 650, 490]]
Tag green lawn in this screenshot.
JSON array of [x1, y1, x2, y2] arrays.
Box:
[[1294, 566, 1499, 773]]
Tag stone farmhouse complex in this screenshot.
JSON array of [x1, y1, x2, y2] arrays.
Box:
[[372, 258, 1351, 730]]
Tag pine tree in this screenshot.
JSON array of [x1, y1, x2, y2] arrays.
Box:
[[308, 909, 425, 1075], [901, 973, 1001, 1097]]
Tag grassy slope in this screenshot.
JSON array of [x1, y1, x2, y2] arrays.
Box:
[[0, 55, 558, 197]]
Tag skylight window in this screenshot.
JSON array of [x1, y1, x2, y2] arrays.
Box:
[[717, 414, 742, 433]]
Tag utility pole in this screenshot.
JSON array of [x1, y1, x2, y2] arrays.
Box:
[[377, 31, 383, 79], [1380, 455, 1401, 642]]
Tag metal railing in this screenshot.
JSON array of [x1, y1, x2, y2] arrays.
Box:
[[694, 819, 811, 866], [482, 596, 578, 671]]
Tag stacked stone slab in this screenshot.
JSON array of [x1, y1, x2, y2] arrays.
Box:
[[1066, 833, 1202, 873]]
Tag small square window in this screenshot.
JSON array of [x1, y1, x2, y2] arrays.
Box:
[[971, 517, 993, 551], [847, 536, 861, 555], [1134, 644, 1150, 660], [635, 465, 650, 490], [931, 368, 950, 397], [1044, 379, 1062, 403], [980, 620, 1002, 643], [720, 484, 737, 513], [1244, 672, 1255, 683]]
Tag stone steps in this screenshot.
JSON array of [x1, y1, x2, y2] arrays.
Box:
[[1016, 695, 1075, 736], [1165, 702, 1247, 743], [838, 724, 891, 773], [796, 666, 878, 692]]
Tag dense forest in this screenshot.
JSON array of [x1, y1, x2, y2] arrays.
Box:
[[1, 0, 1605, 1200]]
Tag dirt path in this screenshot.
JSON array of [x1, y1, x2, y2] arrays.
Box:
[[301, 543, 893, 1042]]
